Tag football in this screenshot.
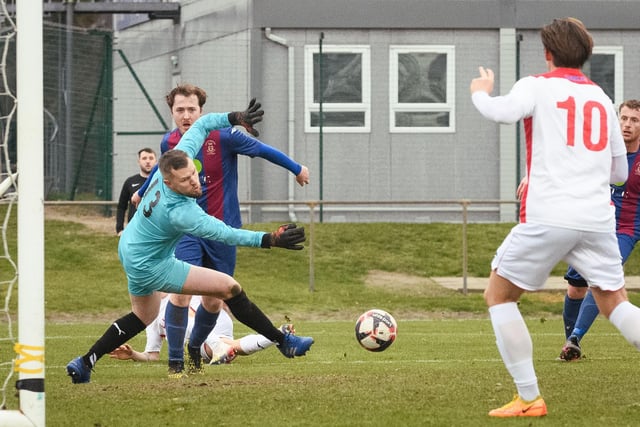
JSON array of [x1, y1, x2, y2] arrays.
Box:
[[355, 309, 397, 352]]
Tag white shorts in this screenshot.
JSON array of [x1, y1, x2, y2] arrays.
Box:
[[491, 223, 624, 291]]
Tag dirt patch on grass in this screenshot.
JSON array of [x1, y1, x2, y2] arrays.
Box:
[[45, 205, 116, 235], [364, 270, 455, 296]]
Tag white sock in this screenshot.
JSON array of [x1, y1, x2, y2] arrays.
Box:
[[238, 334, 275, 355], [609, 301, 640, 350], [489, 302, 540, 401]]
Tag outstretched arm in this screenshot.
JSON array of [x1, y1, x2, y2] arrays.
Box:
[[228, 128, 310, 186], [470, 66, 533, 123], [227, 98, 264, 137], [252, 142, 309, 186], [295, 165, 310, 186], [176, 101, 264, 159], [109, 344, 160, 362], [174, 205, 306, 250]]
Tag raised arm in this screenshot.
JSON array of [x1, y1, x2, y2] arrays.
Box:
[[470, 66, 533, 124], [176, 99, 264, 159]]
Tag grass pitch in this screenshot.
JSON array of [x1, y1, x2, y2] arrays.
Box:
[[44, 319, 640, 426], [1, 210, 640, 425]]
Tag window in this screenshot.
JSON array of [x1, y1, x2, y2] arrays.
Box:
[[584, 46, 623, 105], [304, 45, 370, 133], [389, 45, 455, 133]]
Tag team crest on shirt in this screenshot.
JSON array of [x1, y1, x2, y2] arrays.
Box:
[[635, 162, 640, 176], [205, 139, 216, 156]]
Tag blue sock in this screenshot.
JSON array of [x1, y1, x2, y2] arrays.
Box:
[[571, 290, 599, 341], [563, 294, 583, 339], [165, 301, 188, 362], [188, 305, 219, 349]]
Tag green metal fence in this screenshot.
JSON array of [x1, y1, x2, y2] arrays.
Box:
[[3, 22, 113, 201]]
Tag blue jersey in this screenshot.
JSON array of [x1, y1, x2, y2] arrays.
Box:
[[613, 151, 640, 239], [565, 150, 640, 285], [160, 126, 301, 228], [118, 113, 265, 296]]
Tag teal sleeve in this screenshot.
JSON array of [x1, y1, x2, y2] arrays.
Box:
[[175, 113, 232, 158], [169, 201, 264, 247]]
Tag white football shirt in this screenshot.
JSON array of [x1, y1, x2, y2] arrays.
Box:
[[472, 68, 626, 232]]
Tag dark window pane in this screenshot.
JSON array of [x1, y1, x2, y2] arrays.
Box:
[[395, 111, 450, 127], [585, 54, 615, 101], [313, 53, 362, 103], [310, 111, 365, 127], [397, 52, 447, 103]]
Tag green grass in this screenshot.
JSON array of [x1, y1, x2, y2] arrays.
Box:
[[42, 319, 640, 426], [2, 209, 640, 425]]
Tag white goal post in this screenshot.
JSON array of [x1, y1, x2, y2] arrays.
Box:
[[0, 0, 45, 425]]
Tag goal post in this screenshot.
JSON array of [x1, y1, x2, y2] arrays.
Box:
[[0, 0, 45, 425]]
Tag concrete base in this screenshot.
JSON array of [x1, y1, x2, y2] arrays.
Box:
[[432, 276, 640, 293]]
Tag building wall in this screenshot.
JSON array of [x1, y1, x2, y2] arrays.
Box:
[[112, 0, 640, 223], [256, 27, 502, 223]]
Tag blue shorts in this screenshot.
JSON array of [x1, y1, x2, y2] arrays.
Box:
[[175, 234, 236, 276]]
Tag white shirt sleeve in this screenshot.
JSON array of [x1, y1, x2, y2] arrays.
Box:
[[611, 154, 629, 184], [471, 78, 536, 124]]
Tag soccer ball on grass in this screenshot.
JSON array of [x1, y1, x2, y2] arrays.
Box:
[[355, 309, 397, 352]]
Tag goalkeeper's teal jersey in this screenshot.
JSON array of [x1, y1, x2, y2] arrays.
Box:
[[118, 113, 265, 296]]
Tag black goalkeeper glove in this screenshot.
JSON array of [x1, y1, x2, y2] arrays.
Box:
[[261, 223, 306, 250], [228, 98, 264, 137]]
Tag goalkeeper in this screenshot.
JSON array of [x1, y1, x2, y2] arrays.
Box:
[[66, 101, 313, 384], [132, 84, 310, 377]]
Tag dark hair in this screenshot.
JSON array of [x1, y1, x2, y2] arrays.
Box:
[[138, 147, 156, 157], [159, 149, 189, 177], [540, 17, 593, 68], [619, 100, 640, 113], [166, 83, 207, 109]]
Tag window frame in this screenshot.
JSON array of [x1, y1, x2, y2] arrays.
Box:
[[389, 45, 456, 133], [589, 46, 623, 105], [304, 44, 371, 133]]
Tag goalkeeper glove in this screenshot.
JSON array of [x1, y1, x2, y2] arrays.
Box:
[[228, 98, 264, 137], [261, 223, 305, 250]]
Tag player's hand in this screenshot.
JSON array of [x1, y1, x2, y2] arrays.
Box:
[[296, 165, 310, 187], [263, 223, 306, 250], [516, 176, 528, 200], [131, 191, 142, 208], [109, 344, 134, 360], [470, 66, 495, 95], [229, 98, 264, 137]]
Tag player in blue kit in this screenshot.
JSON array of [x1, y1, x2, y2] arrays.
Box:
[[559, 99, 640, 361], [66, 103, 313, 384], [133, 84, 310, 375]]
